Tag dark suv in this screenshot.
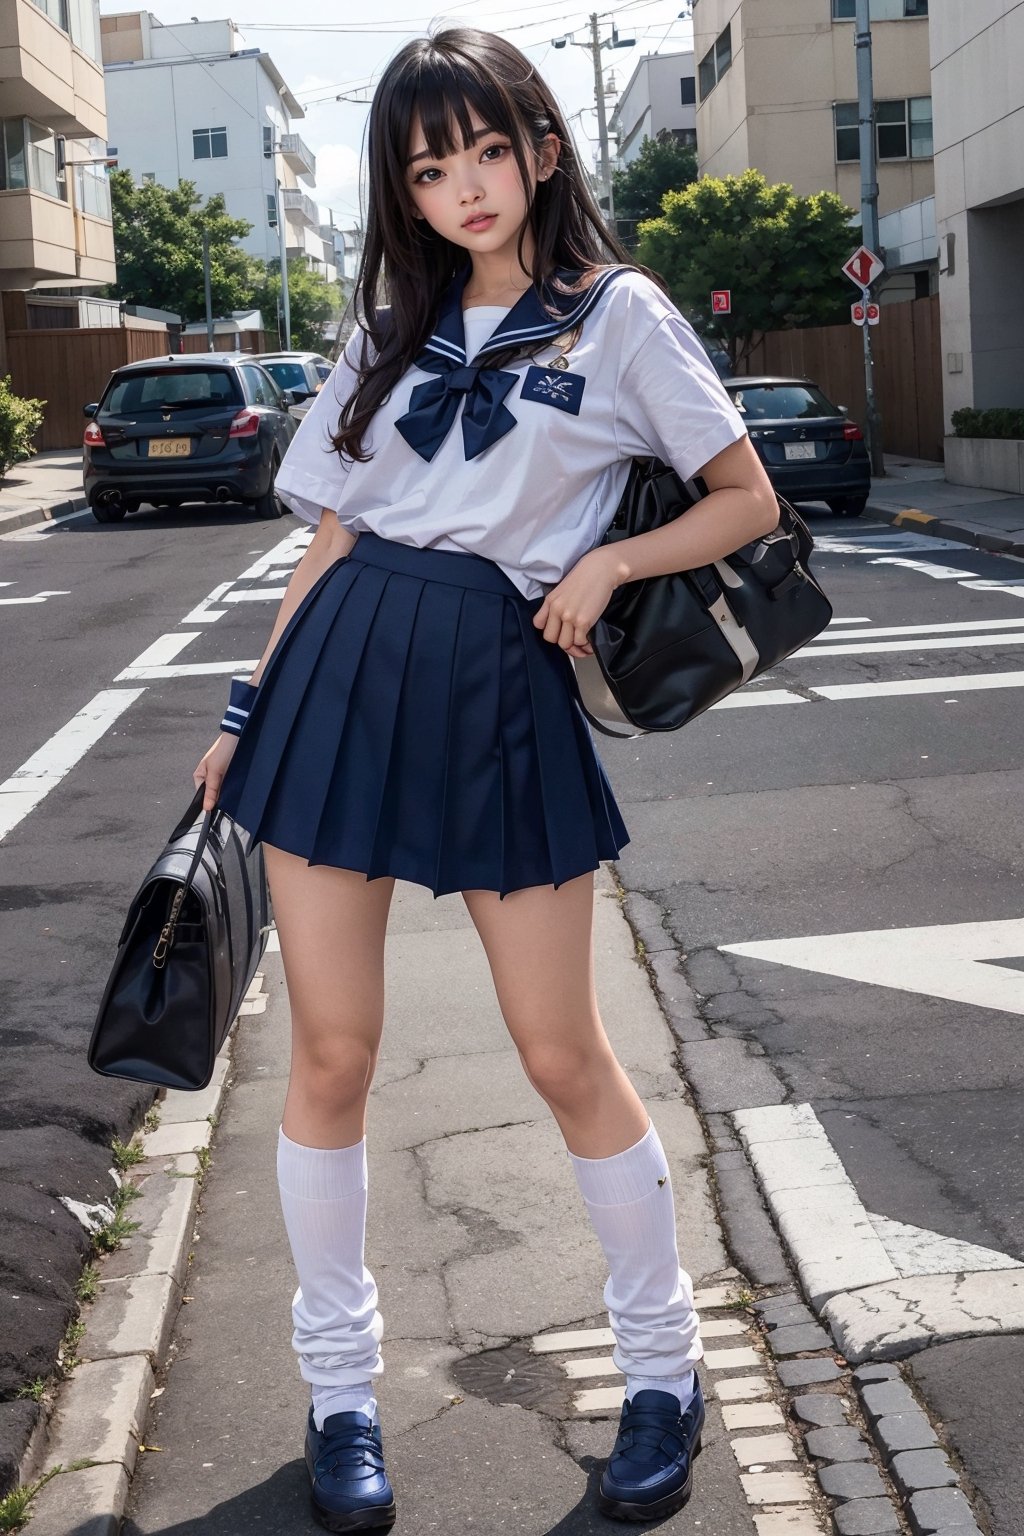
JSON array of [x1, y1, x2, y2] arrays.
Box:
[[83, 355, 298, 522]]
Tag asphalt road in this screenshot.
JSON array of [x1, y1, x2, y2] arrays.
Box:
[[607, 516, 1024, 1534], [3, 499, 1021, 1528]]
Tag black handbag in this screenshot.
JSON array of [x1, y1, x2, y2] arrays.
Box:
[[88, 788, 271, 1091], [574, 458, 833, 736]]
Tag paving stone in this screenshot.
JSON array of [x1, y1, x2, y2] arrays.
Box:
[[760, 1304, 818, 1330], [805, 1425, 872, 1462], [907, 1487, 980, 1532], [722, 1401, 786, 1430], [777, 1357, 841, 1387], [45, 1355, 154, 1472], [833, 1499, 902, 1535], [16, 1464, 129, 1536], [753, 1290, 800, 1314], [891, 1449, 958, 1495], [873, 1411, 937, 1457], [731, 1431, 797, 1467], [766, 1323, 833, 1356], [860, 1379, 919, 1422], [854, 1364, 900, 1384], [818, 1461, 888, 1501], [754, 1513, 825, 1535], [792, 1392, 846, 1428], [740, 1469, 818, 1504], [716, 1375, 772, 1402]]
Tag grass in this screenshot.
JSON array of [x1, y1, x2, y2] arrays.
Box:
[[111, 1136, 146, 1172], [143, 1105, 161, 1132], [58, 1318, 86, 1374], [75, 1263, 100, 1304], [195, 1146, 212, 1177], [728, 1287, 756, 1310], [14, 1379, 46, 1403], [92, 1178, 142, 1255], [0, 1465, 62, 1532]]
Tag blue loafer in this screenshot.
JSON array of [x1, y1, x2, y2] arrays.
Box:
[[599, 1381, 705, 1522], [304, 1407, 396, 1532]]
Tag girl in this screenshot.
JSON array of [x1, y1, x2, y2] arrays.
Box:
[[196, 27, 776, 1532]]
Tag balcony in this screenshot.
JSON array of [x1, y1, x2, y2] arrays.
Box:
[[282, 187, 318, 228], [279, 132, 315, 183], [0, 185, 75, 284], [0, 0, 107, 137]]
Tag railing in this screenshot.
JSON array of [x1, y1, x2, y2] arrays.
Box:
[[281, 187, 318, 227], [279, 133, 316, 181]]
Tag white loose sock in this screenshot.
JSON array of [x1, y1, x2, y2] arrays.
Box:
[[569, 1121, 701, 1411], [277, 1128, 383, 1430]]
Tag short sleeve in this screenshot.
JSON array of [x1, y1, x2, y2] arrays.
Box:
[[615, 312, 747, 484], [274, 328, 371, 523]]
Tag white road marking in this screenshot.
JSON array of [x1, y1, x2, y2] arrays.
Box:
[[816, 533, 970, 555], [722, 918, 1024, 1016], [798, 630, 1024, 658], [717, 1376, 772, 1402], [0, 589, 71, 606], [574, 1385, 625, 1413], [732, 1433, 797, 1467], [236, 527, 311, 580], [814, 616, 1024, 642], [813, 669, 1024, 700], [868, 1214, 1022, 1276], [0, 688, 144, 842], [181, 583, 233, 625], [870, 555, 975, 579], [127, 632, 199, 668], [116, 659, 260, 681], [713, 689, 807, 709], [532, 1326, 614, 1354], [224, 588, 288, 602], [563, 1355, 620, 1379], [828, 617, 871, 624]]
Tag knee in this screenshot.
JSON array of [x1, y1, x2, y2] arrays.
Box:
[[518, 1035, 614, 1114], [291, 1032, 376, 1116]]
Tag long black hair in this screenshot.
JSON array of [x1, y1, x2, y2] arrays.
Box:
[[333, 27, 644, 462]]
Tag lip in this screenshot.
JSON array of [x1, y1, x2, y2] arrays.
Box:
[[462, 212, 497, 230]]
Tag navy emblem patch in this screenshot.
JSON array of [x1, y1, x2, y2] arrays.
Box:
[[522, 366, 586, 415]]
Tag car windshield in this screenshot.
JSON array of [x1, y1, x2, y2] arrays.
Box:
[[729, 383, 839, 421], [103, 368, 242, 413], [261, 361, 309, 391]]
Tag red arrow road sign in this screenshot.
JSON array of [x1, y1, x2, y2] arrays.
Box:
[[842, 246, 884, 289], [711, 289, 731, 314]]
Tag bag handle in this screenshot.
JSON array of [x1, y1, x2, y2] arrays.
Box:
[[153, 790, 217, 969]]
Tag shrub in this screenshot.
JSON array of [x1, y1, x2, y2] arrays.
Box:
[[951, 407, 1024, 440], [0, 376, 45, 481]]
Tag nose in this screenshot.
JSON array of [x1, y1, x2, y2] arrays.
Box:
[[457, 172, 485, 204]]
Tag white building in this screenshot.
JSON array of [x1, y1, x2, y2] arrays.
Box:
[[100, 12, 332, 277], [609, 50, 697, 167]]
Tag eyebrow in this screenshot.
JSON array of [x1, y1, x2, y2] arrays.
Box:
[[406, 126, 501, 169]]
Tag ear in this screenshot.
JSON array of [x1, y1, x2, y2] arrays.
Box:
[[536, 132, 560, 182]]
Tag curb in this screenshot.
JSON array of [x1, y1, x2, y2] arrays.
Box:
[[866, 498, 1024, 559], [13, 969, 268, 1534], [0, 495, 88, 536]]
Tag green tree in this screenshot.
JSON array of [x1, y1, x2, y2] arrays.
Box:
[[109, 172, 258, 322], [611, 132, 698, 235], [250, 260, 341, 352], [637, 168, 858, 368], [0, 376, 45, 480]]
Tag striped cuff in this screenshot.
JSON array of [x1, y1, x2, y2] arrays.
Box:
[[220, 678, 260, 737]]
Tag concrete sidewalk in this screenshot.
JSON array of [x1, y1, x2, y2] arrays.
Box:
[[868, 454, 1024, 557], [0, 450, 87, 535]]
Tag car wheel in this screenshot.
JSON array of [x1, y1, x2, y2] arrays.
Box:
[[253, 452, 284, 520], [828, 495, 868, 518], [90, 499, 127, 523]]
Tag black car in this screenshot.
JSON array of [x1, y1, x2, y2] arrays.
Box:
[[254, 351, 333, 403], [724, 376, 871, 517], [83, 356, 299, 523]]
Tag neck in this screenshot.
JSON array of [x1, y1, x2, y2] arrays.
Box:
[[463, 232, 538, 306]]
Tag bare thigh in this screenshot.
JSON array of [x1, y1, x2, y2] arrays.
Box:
[[462, 874, 648, 1158], [264, 844, 395, 1149]]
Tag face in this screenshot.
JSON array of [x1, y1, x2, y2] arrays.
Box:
[[405, 106, 557, 258]]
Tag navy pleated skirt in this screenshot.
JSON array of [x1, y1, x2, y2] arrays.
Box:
[[216, 532, 629, 898]]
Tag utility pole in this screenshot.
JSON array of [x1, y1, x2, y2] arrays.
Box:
[[202, 227, 214, 350], [855, 0, 884, 476], [276, 179, 292, 350], [590, 12, 613, 222]]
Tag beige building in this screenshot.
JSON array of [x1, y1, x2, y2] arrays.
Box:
[[930, 0, 1024, 425], [692, 0, 934, 218], [0, 0, 116, 367]]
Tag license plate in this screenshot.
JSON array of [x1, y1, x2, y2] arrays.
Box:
[[148, 437, 191, 458], [784, 442, 816, 461]]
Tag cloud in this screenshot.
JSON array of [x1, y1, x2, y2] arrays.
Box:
[[312, 142, 363, 222]]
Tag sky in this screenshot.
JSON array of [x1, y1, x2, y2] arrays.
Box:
[[97, 0, 696, 227]]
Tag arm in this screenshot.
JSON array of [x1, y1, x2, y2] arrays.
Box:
[[534, 437, 777, 657]]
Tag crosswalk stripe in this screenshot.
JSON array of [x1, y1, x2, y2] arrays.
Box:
[[563, 1355, 620, 1379], [532, 1326, 615, 1354], [813, 616, 1024, 642], [574, 1385, 625, 1413]]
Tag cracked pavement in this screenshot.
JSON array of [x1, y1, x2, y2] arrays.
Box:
[[123, 872, 762, 1534]]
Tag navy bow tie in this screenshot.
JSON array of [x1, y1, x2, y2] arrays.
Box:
[[395, 353, 519, 463]]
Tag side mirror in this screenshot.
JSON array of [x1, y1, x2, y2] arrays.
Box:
[[280, 389, 296, 407], [836, 404, 849, 415], [83, 402, 98, 418]]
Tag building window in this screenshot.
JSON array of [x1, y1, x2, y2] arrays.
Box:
[[904, 0, 928, 13], [833, 102, 860, 161], [833, 0, 928, 16], [680, 75, 696, 107], [0, 117, 60, 198], [193, 126, 228, 160], [262, 125, 274, 159], [834, 97, 933, 161], [831, 0, 855, 17], [267, 193, 278, 228], [698, 23, 732, 100], [142, 171, 156, 185]]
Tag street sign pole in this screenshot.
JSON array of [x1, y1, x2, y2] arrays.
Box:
[[855, 0, 884, 476]]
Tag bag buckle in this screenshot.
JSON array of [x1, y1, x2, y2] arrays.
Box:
[[153, 887, 185, 969]]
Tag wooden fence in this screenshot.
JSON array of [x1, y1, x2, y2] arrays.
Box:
[[7, 326, 172, 450], [738, 295, 943, 462]]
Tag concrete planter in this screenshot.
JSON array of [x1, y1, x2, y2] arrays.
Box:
[[945, 435, 1024, 494]]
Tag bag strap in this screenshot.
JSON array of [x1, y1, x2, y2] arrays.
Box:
[[152, 791, 218, 969]]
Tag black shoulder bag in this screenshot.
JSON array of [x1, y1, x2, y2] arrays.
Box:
[[88, 788, 271, 1091], [574, 457, 833, 736]]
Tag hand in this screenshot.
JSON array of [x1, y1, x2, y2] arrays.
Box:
[[533, 547, 623, 658], [193, 733, 239, 813]]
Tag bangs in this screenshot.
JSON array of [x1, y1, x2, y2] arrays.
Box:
[[390, 49, 522, 165]]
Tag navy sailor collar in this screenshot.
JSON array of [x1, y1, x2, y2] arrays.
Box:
[[422, 263, 626, 366]]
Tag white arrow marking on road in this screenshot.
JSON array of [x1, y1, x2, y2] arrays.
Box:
[[722, 919, 1024, 1015], [0, 589, 71, 606], [815, 534, 973, 556]]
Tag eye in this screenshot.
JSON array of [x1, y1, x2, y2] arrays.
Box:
[[481, 142, 510, 161], [413, 166, 442, 184]]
